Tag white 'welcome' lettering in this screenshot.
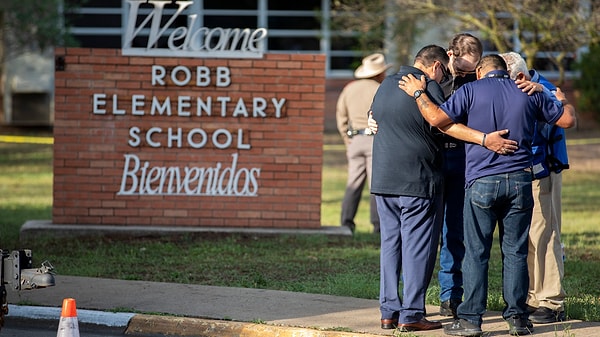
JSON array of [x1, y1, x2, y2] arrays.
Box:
[[122, 0, 267, 58]]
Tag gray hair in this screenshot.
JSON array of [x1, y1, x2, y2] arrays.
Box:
[[499, 52, 530, 80]]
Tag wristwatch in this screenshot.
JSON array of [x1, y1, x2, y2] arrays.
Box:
[[413, 89, 424, 99]]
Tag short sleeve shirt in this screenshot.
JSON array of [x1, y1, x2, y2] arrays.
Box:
[[439, 70, 564, 186]]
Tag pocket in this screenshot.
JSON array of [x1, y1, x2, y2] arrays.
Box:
[[470, 179, 499, 209]]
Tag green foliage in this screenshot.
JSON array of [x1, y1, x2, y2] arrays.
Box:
[[329, 0, 387, 52], [1, 0, 81, 54], [574, 43, 600, 121], [328, 0, 419, 68]]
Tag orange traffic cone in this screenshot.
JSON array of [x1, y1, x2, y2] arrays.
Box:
[[56, 298, 80, 337]]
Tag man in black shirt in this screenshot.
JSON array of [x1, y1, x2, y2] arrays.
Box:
[[370, 45, 451, 332]]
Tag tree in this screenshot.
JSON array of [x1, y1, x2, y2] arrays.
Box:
[[390, 0, 600, 85], [1, 0, 77, 72], [574, 43, 600, 120], [0, 0, 78, 122], [328, 0, 600, 85], [505, 1, 600, 84], [329, 0, 420, 68]]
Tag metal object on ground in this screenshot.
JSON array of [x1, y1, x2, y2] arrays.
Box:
[[1, 249, 55, 331]]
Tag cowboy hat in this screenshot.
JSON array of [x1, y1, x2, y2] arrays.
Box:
[[354, 53, 393, 79]]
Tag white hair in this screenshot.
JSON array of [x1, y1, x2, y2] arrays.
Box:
[[499, 52, 530, 80]]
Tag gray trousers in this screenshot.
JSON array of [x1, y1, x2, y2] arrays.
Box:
[[341, 135, 379, 232]]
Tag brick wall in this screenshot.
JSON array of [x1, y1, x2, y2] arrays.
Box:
[[53, 48, 325, 228]]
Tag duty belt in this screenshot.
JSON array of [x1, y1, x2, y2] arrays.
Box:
[[347, 128, 373, 137]]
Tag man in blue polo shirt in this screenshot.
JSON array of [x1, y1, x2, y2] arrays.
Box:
[[398, 54, 576, 336], [500, 51, 570, 324]]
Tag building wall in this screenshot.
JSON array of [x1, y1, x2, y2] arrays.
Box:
[[2, 51, 55, 125], [52, 47, 325, 228]]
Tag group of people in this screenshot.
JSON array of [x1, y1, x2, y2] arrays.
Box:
[[335, 33, 574, 336]]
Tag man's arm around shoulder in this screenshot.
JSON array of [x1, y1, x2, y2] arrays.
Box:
[[553, 87, 577, 129], [398, 73, 518, 154]]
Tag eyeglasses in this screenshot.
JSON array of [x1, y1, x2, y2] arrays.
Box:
[[453, 63, 477, 77], [440, 63, 451, 84], [449, 53, 479, 77]]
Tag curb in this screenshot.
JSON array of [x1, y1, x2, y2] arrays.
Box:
[[19, 220, 353, 242], [7, 304, 134, 328], [8, 305, 384, 337], [127, 314, 386, 337], [9, 304, 600, 337]]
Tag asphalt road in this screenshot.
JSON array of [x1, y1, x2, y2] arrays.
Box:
[[1, 318, 131, 337]]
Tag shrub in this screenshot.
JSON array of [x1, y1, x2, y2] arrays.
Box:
[[573, 43, 600, 120]]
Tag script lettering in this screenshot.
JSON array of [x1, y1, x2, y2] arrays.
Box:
[[118, 153, 261, 196], [122, 0, 267, 58]]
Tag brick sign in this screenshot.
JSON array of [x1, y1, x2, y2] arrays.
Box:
[[52, 47, 325, 228]]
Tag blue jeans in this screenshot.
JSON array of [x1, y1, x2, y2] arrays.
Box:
[[457, 171, 533, 326], [439, 146, 466, 302]]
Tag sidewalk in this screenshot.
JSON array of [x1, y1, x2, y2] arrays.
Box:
[[6, 275, 599, 337]]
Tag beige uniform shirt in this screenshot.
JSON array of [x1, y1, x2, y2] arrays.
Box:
[[335, 78, 381, 142]]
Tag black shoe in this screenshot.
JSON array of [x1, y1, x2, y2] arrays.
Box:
[[440, 299, 462, 317], [506, 315, 534, 336], [529, 306, 566, 324], [444, 318, 482, 336]]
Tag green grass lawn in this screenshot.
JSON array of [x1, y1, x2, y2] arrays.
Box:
[[1, 134, 600, 321]]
